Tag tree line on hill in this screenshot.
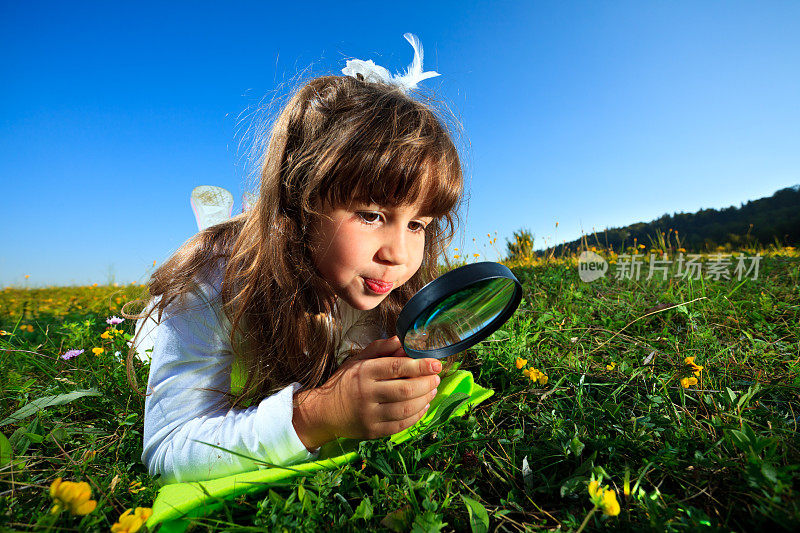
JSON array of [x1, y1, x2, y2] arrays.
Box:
[[505, 185, 800, 258]]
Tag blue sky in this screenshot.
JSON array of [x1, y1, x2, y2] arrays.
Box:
[[2, 0, 799, 287]]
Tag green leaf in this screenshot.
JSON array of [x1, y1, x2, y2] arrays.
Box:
[[0, 432, 11, 467], [268, 489, 285, 509], [0, 389, 101, 427], [488, 329, 509, 341], [560, 475, 585, 497], [429, 393, 471, 428], [461, 495, 489, 533], [352, 497, 373, 521], [761, 463, 778, 483], [381, 505, 413, 532], [23, 432, 43, 444], [569, 437, 585, 457], [725, 387, 737, 405], [49, 426, 69, 443], [728, 429, 749, 448], [411, 510, 447, 532], [419, 442, 443, 461]]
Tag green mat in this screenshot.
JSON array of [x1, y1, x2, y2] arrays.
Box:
[[145, 367, 493, 532]]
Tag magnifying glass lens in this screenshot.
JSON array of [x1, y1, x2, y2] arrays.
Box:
[[403, 278, 518, 352]]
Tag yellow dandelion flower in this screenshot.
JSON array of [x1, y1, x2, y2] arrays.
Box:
[[606, 361, 616, 370], [680, 376, 698, 388], [111, 507, 153, 533], [49, 478, 97, 516], [100, 331, 111, 339], [128, 480, 146, 494], [638, 244, 645, 249], [453, 255, 460, 259], [537, 373, 548, 386], [515, 358, 527, 369], [25, 274, 30, 279], [92, 347, 104, 355], [473, 253, 480, 258], [588, 480, 601, 499], [588, 480, 620, 517], [601, 489, 621, 516], [26, 324, 34, 332], [684, 356, 703, 375], [678, 248, 686, 253]]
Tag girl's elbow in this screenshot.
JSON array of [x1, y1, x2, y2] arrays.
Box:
[[141, 440, 179, 485]]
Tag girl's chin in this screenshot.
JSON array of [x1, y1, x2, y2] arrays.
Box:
[[336, 294, 382, 312]]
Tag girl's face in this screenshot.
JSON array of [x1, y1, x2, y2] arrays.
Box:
[[309, 200, 434, 311]]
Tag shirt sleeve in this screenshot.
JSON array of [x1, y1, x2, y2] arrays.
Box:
[[141, 279, 319, 485]]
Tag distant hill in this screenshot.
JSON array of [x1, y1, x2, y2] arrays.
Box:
[[541, 185, 800, 254]]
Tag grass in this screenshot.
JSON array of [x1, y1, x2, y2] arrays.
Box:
[[1, 248, 799, 531]]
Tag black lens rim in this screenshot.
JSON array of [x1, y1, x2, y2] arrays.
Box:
[[396, 261, 523, 359]]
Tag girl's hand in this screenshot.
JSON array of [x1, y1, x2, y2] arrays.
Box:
[[292, 336, 441, 449]]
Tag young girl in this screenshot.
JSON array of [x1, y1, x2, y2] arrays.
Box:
[[126, 41, 465, 485]]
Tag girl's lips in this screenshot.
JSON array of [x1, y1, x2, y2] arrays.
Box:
[[364, 278, 393, 294]]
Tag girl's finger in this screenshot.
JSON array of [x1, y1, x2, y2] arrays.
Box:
[[374, 388, 438, 421], [374, 403, 430, 436], [371, 373, 440, 403], [369, 356, 440, 382], [355, 336, 402, 360]]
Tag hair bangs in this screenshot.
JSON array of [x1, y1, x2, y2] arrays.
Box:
[[318, 128, 461, 221]]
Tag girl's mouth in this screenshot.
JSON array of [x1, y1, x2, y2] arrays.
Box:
[[364, 278, 393, 294]]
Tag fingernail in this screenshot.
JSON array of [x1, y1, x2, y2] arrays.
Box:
[[432, 387, 438, 396], [424, 403, 430, 411], [431, 361, 442, 372], [434, 375, 441, 386]]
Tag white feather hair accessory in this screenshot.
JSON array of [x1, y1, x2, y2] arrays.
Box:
[[341, 33, 440, 92]]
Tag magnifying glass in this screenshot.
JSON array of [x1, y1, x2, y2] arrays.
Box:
[[396, 262, 523, 359]]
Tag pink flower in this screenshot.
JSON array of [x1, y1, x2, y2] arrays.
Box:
[[106, 316, 124, 325], [62, 349, 84, 360]]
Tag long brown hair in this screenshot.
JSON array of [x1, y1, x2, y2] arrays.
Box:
[[124, 74, 466, 409]]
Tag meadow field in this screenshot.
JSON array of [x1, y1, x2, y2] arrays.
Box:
[[1, 246, 799, 531]]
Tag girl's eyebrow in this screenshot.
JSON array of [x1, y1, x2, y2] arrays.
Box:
[[358, 203, 433, 219]]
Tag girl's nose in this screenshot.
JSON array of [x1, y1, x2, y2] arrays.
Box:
[[377, 226, 409, 265]]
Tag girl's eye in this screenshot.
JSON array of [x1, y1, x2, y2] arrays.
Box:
[[357, 212, 381, 224], [357, 212, 427, 233], [408, 221, 427, 233]]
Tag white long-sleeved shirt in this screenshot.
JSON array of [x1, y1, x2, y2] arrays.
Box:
[[134, 262, 382, 484]]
